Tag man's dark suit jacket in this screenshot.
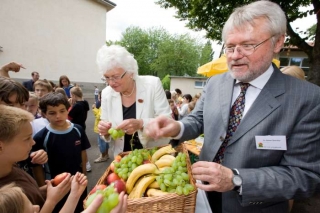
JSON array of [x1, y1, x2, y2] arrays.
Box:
[[23, 79, 34, 91]]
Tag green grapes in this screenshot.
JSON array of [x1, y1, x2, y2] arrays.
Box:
[[156, 152, 195, 196], [86, 185, 119, 213], [108, 128, 125, 140], [114, 148, 151, 181]]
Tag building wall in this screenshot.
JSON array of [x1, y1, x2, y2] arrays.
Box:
[[0, 0, 108, 83], [170, 77, 206, 96]]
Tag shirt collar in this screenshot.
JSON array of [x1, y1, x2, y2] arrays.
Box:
[[236, 64, 274, 90]]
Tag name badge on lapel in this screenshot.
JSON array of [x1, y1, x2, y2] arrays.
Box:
[[255, 136, 287, 150]]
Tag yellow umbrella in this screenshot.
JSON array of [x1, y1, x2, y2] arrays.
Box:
[[197, 55, 228, 77], [197, 55, 280, 77]]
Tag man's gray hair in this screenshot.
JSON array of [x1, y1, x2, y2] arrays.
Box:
[[96, 45, 139, 79], [222, 1, 287, 42]]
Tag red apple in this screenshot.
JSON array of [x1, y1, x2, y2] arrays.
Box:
[[105, 172, 120, 185], [52, 172, 68, 186], [113, 180, 126, 193], [89, 184, 107, 195], [143, 160, 151, 164]]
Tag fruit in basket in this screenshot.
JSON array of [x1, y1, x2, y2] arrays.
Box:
[[106, 172, 121, 185], [151, 145, 176, 163], [52, 172, 68, 186], [86, 184, 119, 213], [128, 175, 156, 199], [148, 181, 160, 189], [155, 158, 175, 168], [126, 163, 158, 194], [114, 155, 122, 162], [112, 180, 126, 193], [159, 154, 176, 161], [114, 148, 152, 181], [89, 184, 107, 195], [146, 188, 169, 197], [110, 162, 115, 172], [155, 152, 195, 195]]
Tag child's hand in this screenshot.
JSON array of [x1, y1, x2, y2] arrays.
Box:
[[30, 149, 48, 164], [46, 173, 72, 204], [81, 192, 127, 213], [110, 191, 127, 213], [70, 172, 88, 198]]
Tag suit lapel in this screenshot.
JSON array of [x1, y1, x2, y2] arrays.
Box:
[[228, 67, 285, 146], [220, 75, 235, 130]]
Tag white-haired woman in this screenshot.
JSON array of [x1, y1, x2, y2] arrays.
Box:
[[96, 45, 171, 157]]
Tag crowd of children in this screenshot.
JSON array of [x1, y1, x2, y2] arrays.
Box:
[[0, 62, 127, 213]]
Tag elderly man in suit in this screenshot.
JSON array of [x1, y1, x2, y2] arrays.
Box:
[[23, 71, 39, 91], [145, 1, 320, 213]]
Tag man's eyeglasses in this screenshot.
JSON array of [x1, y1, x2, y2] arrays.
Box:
[[224, 36, 274, 56], [104, 71, 127, 83]]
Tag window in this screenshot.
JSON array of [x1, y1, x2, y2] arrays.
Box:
[[195, 81, 206, 88], [279, 57, 309, 76]]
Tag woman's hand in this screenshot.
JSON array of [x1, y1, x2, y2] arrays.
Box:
[[117, 119, 143, 135], [98, 121, 113, 136]]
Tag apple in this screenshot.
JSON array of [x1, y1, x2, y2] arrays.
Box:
[[89, 184, 107, 195], [105, 172, 120, 185], [110, 161, 115, 172], [52, 172, 68, 186], [143, 159, 151, 164], [112, 180, 126, 193], [115, 155, 122, 162]]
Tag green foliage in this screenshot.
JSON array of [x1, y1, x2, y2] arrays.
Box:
[[161, 74, 171, 90], [199, 40, 213, 66], [306, 24, 316, 41], [115, 26, 210, 79]]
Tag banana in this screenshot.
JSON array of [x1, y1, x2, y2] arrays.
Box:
[[159, 154, 176, 161], [146, 188, 169, 197], [148, 181, 160, 189], [155, 158, 175, 168], [128, 175, 156, 199], [151, 145, 176, 163], [128, 177, 143, 199], [126, 163, 157, 194]]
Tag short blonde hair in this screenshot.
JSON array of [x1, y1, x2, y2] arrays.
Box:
[[33, 80, 53, 92], [28, 92, 39, 103], [70, 86, 83, 98], [0, 105, 33, 142], [0, 183, 25, 213], [280, 66, 305, 80]]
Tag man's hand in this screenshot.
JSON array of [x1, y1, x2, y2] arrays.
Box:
[[144, 115, 180, 139], [192, 161, 234, 192], [30, 149, 48, 164]]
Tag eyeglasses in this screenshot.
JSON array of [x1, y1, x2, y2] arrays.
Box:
[[224, 36, 274, 56], [104, 71, 127, 83]]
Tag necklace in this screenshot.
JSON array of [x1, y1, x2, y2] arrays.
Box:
[[121, 81, 136, 97]]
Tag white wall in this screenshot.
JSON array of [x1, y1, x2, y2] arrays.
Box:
[[170, 77, 206, 96], [0, 0, 108, 83]]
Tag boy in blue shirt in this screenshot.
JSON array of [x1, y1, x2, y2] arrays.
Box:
[[32, 92, 91, 213]]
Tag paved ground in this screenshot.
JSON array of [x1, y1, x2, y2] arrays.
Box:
[[83, 95, 112, 191]]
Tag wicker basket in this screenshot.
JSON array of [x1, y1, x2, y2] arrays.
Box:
[[87, 144, 197, 213]]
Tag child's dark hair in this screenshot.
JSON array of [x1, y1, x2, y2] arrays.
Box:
[[183, 94, 192, 102], [39, 92, 70, 113]]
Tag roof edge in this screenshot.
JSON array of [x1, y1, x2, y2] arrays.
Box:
[[94, 0, 116, 11]]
